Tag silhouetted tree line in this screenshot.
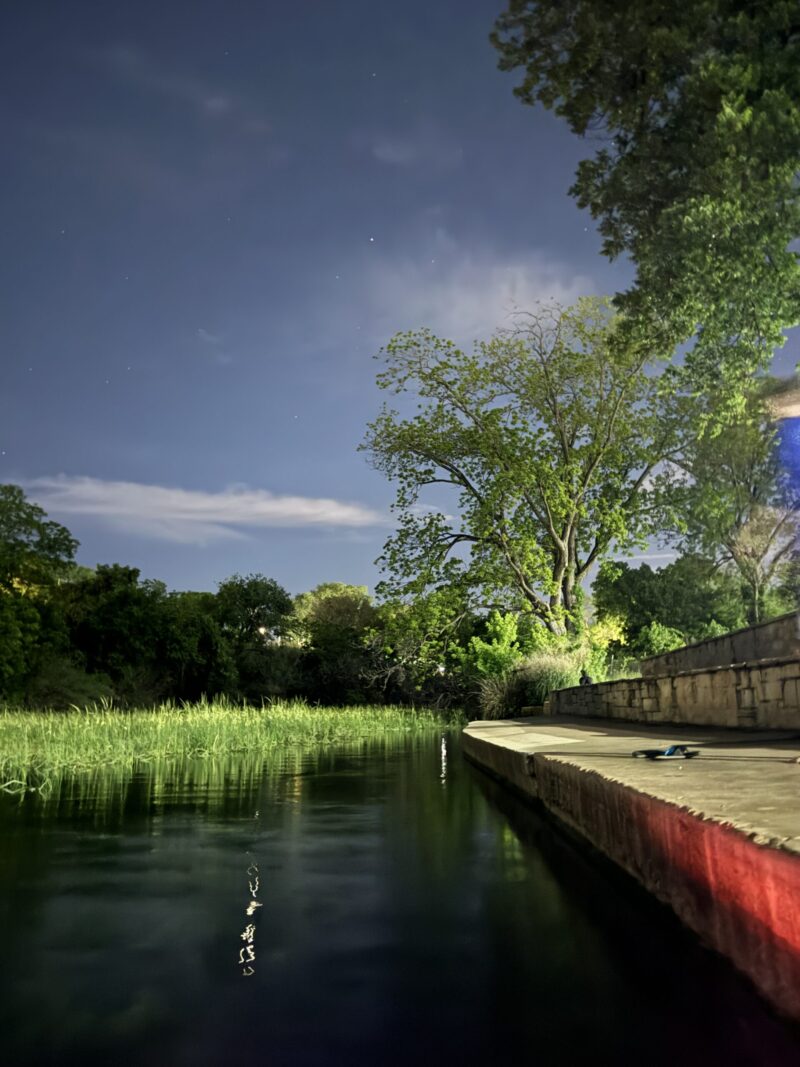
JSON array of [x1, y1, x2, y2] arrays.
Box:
[[0, 484, 472, 707], [1, 482, 795, 712]]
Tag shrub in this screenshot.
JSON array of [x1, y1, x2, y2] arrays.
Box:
[[23, 655, 113, 710], [456, 611, 522, 677], [475, 650, 583, 719], [633, 621, 686, 659], [517, 651, 582, 706], [476, 672, 525, 719]]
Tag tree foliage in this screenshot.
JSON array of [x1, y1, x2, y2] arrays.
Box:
[[0, 484, 78, 591], [215, 573, 294, 647], [291, 583, 377, 703], [362, 298, 672, 632], [593, 554, 757, 655], [659, 401, 798, 623], [292, 582, 375, 642], [456, 610, 521, 677], [58, 564, 168, 690], [492, 1, 800, 399]]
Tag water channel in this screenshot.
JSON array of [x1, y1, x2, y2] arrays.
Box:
[[1, 732, 798, 1065]]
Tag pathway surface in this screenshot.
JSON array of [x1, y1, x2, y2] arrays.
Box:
[[464, 716, 800, 853], [463, 716, 800, 1021]]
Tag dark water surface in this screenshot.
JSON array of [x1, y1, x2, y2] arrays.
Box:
[[1, 733, 798, 1066]]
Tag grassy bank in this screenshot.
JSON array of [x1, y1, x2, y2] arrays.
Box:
[[0, 699, 461, 794]]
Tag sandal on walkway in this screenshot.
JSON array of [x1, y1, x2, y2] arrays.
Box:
[[632, 745, 699, 760]]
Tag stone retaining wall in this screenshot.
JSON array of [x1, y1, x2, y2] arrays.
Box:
[[462, 727, 800, 1023], [547, 657, 800, 729], [640, 612, 799, 677]]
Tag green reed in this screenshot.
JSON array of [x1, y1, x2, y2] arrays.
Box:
[[0, 698, 461, 794]]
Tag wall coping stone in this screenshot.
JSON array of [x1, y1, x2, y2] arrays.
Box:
[[576, 654, 800, 690]]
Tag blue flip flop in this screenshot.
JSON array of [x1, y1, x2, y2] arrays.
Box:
[[632, 745, 699, 760]]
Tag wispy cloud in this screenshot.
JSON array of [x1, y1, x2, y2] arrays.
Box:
[[368, 120, 462, 170], [196, 327, 233, 365], [24, 476, 387, 545], [96, 45, 255, 127], [33, 120, 287, 208], [34, 45, 284, 206], [196, 327, 222, 346], [364, 229, 595, 344]]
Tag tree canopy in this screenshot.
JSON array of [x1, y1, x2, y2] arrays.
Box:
[[292, 582, 374, 640], [593, 555, 748, 652], [492, 1, 800, 399], [0, 484, 78, 591], [362, 297, 673, 633], [215, 573, 294, 646], [658, 400, 798, 622]]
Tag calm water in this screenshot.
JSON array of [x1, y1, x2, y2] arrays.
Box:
[[1, 733, 798, 1066]]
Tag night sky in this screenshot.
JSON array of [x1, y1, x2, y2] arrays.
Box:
[[3, 1, 794, 594]]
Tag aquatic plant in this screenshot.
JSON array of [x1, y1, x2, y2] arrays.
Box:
[[0, 698, 462, 794]]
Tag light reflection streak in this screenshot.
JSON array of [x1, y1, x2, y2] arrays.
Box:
[[238, 862, 262, 977], [440, 735, 447, 784]]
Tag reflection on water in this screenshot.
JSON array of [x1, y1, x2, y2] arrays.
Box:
[[239, 863, 261, 977], [0, 733, 798, 1066]]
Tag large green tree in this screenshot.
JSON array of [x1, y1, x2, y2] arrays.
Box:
[[593, 555, 748, 650], [215, 573, 293, 647], [160, 591, 236, 701], [492, 1, 800, 399], [362, 588, 474, 705], [362, 298, 673, 633], [291, 582, 375, 643], [60, 564, 168, 687], [660, 406, 798, 623], [0, 486, 79, 700], [0, 484, 78, 591], [290, 583, 377, 703]]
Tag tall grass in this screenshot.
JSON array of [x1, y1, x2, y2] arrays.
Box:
[[476, 651, 583, 719], [0, 698, 461, 795], [518, 652, 582, 706]]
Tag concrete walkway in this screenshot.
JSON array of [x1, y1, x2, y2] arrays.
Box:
[[462, 716, 800, 1022], [464, 717, 800, 852]]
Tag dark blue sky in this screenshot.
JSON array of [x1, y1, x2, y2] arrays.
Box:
[[3, 1, 793, 594]]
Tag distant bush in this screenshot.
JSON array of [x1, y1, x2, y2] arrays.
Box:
[[476, 650, 583, 718], [476, 672, 524, 719], [455, 611, 522, 677], [633, 621, 686, 659], [519, 651, 582, 706], [601, 656, 641, 682], [23, 655, 113, 710]]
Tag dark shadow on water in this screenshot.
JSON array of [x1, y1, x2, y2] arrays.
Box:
[[464, 751, 800, 1066]]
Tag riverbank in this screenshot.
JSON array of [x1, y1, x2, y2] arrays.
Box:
[[462, 716, 800, 1023], [0, 700, 460, 793]]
